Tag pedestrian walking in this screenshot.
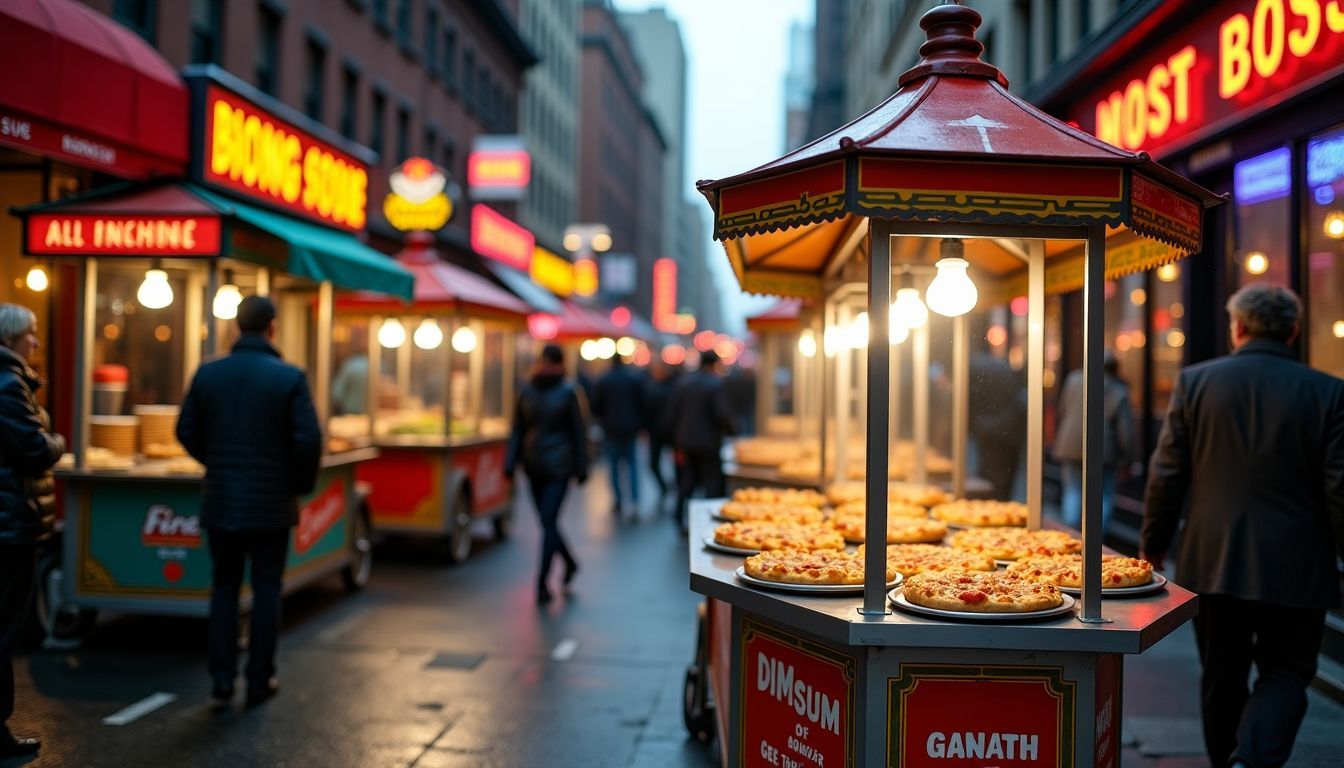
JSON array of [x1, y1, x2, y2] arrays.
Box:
[[0, 304, 63, 758], [642, 360, 678, 510], [590, 356, 644, 517], [724, 364, 757, 436], [177, 296, 323, 708], [969, 346, 1026, 499], [1141, 284, 1344, 768], [505, 344, 588, 605], [667, 350, 738, 532], [1052, 350, 1133, 534]]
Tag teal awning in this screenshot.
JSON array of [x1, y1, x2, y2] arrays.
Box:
[[192, 186, 414, 300]]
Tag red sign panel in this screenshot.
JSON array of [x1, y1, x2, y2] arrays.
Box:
[[296, 477, 346, 554], [0, 108, 184, 180], [1064, 0, 1344, 157], [471, 204, 534, 270], [449, 442, 511, 513], [652, 258, 678, 332], [25, 214, 222, 256], [468, 149, 531, 189], [1094, 655, 1121, 768], [740, 618, 856, 768], [201, 83, 369, 231], [889, 664, 1076, 767]]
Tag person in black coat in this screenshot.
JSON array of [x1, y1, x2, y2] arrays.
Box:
[[177, 296, 322, 707], [591, 357, 645, 516], [0, 304, 63, 758], [667, 350, 738, 531], [642, 361, 678, 506], [968, 348, 1026, 499], [1142, 285, 1344, 768], [505, 344, 588, 604]]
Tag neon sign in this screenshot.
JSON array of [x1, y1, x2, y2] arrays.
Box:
[[1234, 146, 1291, 204], [530, 246, 574, 296], [384, 157, 452, 231], [26, 214, 222, 256], [652, 258, 678, 332], [573, 258, 599, 297], [470, 204, 534, 270]]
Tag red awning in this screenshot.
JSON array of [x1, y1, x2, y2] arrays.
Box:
[[552, 299, 625, 341], [0, 0, 188, 178], [746, 299, 804, 332]]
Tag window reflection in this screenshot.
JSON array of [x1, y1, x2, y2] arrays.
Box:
[[1233, 147, 1292, 288], [1307, 125, 1344, 377]]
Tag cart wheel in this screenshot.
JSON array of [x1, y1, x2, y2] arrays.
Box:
[[492, 506, 513, 540], [446, 490, 474, 564], [683, 665, 715, 742], [32, 551, 95, 644], [341, 509, 373, 592]]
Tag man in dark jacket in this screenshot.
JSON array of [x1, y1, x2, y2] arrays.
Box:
[[0, 304, 63, 757], [506, 344, 588, 604], [969, 348, 1026, 499], [667, 350, 738, 532], [591, 357, 644, 517], [1142, 285, 1344, 768], [177, 296, 322, 707], [642, 361, 678, 507]]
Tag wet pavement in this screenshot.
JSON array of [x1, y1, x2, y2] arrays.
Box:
[[7, 448, 1344, 767]]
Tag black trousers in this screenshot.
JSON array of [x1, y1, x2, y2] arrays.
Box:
[[1193, 593, 1325, 768], [207, 528, 290, 688], [648, 436, 670, 498], [529, 478, 575, 589], [676, 449, 725, 526], [0, 545, 37, 737]]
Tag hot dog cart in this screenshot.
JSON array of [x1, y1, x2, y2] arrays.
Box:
[[683, 4, 1223, 765]]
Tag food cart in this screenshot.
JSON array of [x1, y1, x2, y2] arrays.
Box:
[[9, 67, 417, 640], [684, 4, 1222, 764], [333, 232, 530, 562]]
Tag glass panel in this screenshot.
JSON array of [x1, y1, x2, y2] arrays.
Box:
[[480, 324, 509, 437], [1106, 274, 1146, 413], [374, 316, 449, 438], [1307, 125, 1344, 377], [328, 316, 371, 448], [1233, 146, 1292, 287], [1151, 263, 1186, 416]]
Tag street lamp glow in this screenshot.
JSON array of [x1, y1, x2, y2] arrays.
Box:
[[1325, 211, 1344, 239], [563, 233, 583, 251], [1244, 251, 1269, 275], [616, 336, 637, 357], [891, 287, 928, 329], [137, 268, 174, 309], [925, 257, 978, 317], [580, 339, 598, 361], [590, 232, 612, 252], [413, 319, 444, 350], [24, 265, 48, 292], [595, 336, 617, 359], [1156, 263, 1180, 282], [798, 328, 817, 358], [212, 283, 243, 320], [451, 325, 478, 353], [378, 318, 407, 348]]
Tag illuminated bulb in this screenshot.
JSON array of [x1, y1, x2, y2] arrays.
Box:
[[451, 325, 478, 353], [1167, 329, 1186, 348], [1244, 251, 1269, 275], [24, 265, 49, 292], [580, 339, 598, 361], [1325, 212, 1344, 239], [590, 232, 612, 252], [1156, 263, 1180, 282], [413, 319, 443, 350], [595, 336, 617, 359], [212, 283, 243, 320], [616, 336, 637, 357], [798, 328, 818, 358], [889, 312, 909, 344], [822, 326, 840, 357], [378, 318, 407, 348], [924, 258, 978, 317], [563, 233, 583, 252], [1332, 320, 1344, 339], [846, 312, 869, 349], [891, 287, 928, 329], [137, 268, 174, 309]]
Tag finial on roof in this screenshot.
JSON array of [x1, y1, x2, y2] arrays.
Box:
[[897, 2, 1008, 88]]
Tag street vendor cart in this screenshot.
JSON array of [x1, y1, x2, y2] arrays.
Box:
[[684, 4, 1222, 765], [333, 232, 530, 562]]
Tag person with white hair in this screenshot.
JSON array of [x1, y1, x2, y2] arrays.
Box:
[[0, 303, 65, 758]]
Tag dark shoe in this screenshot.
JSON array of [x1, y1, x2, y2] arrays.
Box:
[[563, 562, 579, 589], [245, 678, 279, 707], [0, 736, 41, 757], [536, 587, 553, 605], [211, 679, 235, 704]]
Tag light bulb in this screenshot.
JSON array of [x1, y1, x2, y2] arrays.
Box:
[[925, 257, 979, 317], [451, 325, 478, 353], [1156, 263, 1180, 282], [591, 232, 612, 252], [212, 283, 242, 319], [891, 287, 928, 329], [798, 328, 817, 358], [595, 336, 617, 359], [137, 268, 174, 309], [25, 265, 49, 292], [413, 319, 443, 349], [616, 336, 637, 357], [378, 318, 406, 348], [580, 339, 598, 361], [823, 327, 840, 357], [846, 312, 869, 348], [889, 311, 909, 344], [1325, 212, 1344, 239], [1244, 251, 1269, 275]]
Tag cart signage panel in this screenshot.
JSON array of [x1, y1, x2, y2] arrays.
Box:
[[25, 214, 222, 256], [201, 82, 369, 232], [739, 617, 856, 768], [888, 664, 1076, 767], [450, 442, 511, 513], [77, 484, 212, 598]]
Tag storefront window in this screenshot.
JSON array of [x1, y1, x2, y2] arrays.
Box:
[[1151, 264, 1185, 416], [1307, 125, 1344, 377], [92, 263, 199, 413], [480, 324, 510, 437], [374, 315, 448, 438], [1104, 274, 1146, 412], [327, 315, 371, 448], [1232, 147, 1292, 287]]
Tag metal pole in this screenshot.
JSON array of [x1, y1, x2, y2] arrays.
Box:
[[952, 313, 969, 498], [184, 268, 205, 391], [862, 218, 892, 616], [1027, 241, 1045, 525], [856, 301, 868, 444], [315, 280, 333, 426], [1080, 225, 1109, 623], [819, 306, 829, 486], [73, 259, 96, 469], [835, 303, 852, 487], [913, 305, 929, 486]]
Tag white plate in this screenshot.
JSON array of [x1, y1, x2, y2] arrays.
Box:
[[1057, 573, 1168, 597], [888, 589, 1077, 622], [735, 567, 903, 594], [702, 536, 759, 556]]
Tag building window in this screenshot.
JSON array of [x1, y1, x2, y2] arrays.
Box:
[[113, 0, 157, 44], [396, 107, 411, 163], [304, 37, 327, 122], [441, 141, 455, 177], [189, 0, 223, 64], [340, 65, 359, 139], [463, 49, 476, 110], [397, 0, 412, 48], [255, 5, 283, 96], [370, 88, 387, 158], [1233, 146, 1293, 289], [425, 7, 439, 75], [424, 125, 438, 159], [1307, 126, 1344, 375], [442, 27, 457, 87]]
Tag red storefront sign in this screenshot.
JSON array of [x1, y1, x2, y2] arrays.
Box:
[[468, 148, 531, 190], [449, 442, 511, 513], [471, 204, 534, 270], [1065, 0, 1344, 157], [25, 213, 222, 256], [888, 664, 1076, 768], [201, 83, 369, 232], [0, 108, 182, 180], [739, 618, 856, 768], [652, 258, 678, 332]]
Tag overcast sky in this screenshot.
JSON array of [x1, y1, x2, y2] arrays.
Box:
[[612, 0, 815, 334]]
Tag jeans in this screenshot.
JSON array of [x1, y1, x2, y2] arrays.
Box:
[[530, 478, 576, 590], [0, 546, 36, 736], [207, 528, 290, 688], [603, 435, 639, 506], [1059, 461, 1117, 533]]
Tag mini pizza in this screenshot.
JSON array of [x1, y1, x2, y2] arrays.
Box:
[[901, 570, 1065, 613], [734, 438, 809, 467], [731, 487, 828, 508], [833, 500, 929, 519], [713, 522, 846, 552], [829, 513, 948, 544], [717, 501, 825, 524], [1006, 554, 1155, 589], [859, 543, 998, 577], [743, 549, 897, 585], [948, 528, 1083, 560], [888, 482, 952, 508], [930, 499, 1030, 527]]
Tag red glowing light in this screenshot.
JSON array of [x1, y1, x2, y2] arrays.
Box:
[[652, 258, 678, 331], [471, 204, 534, 270], [1010, 296, 1029, 317], [528, 313, 559, 340], [693, 330, 717, 352], [661, 344, 686, 366], [610, 306, 631, 327]]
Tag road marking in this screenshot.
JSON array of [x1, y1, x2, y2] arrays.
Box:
[[102, 692, 177, 726], [551, 639, 579, 662]]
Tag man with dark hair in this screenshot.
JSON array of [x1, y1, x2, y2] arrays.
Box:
[[590, 356, 644, 517], [1142, 284, 1344, 768], [667, 350, 738, 532], [177, 295, 323, 707]]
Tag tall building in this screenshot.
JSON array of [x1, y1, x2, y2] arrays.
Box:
[[808, 0, 853, 140], [784, 20, 816, 152], [517, 0, 580, 250]]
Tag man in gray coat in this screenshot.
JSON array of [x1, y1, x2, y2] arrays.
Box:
[[1142, 284, 1344, 768]]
